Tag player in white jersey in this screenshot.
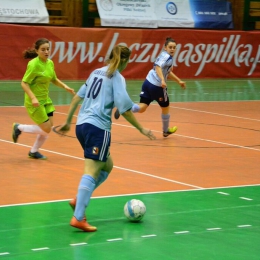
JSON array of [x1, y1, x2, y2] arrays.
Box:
[[57, 45, 155, 232], [114, 37, 186, 137]]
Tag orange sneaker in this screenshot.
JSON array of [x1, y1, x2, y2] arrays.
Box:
[[69, 198, 76, 211], [69, 198, 87, 221], [70, 216, 97, 232]]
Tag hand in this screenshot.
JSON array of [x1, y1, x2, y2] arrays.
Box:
[[179, 81, 186, 89], [31, 97, 39, 107], [161, 80, 167, 88], [57, 123, 71, 135], [140, 128, 156, 140], [65, 85, 76, 95]]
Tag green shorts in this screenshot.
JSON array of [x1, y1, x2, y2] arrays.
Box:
[[26, 102, 55, 125]]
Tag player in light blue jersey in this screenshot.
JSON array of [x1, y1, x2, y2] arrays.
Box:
[[114, 37, 186, 137], [57, 45, 155, 232]]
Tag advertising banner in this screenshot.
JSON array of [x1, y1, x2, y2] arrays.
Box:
[[189, 0, 233, 29], [0, 24, 259, 80], [0, 0, 49, 24], [96, 0, 233, 29], [96, 0, 157, 28], [156, 0, 195, 28]]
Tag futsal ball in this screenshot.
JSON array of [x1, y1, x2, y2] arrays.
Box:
[[124, 199, 146, 222]]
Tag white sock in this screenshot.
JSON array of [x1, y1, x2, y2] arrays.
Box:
[[18, 124, 48, 136], [131, 104, 140, 113], [162, 114, 170, 132], [30, 135, 49, 153]]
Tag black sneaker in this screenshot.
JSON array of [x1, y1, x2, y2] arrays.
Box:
[[114, 108, 120, 119], [12, 123, 21, 143], [28, 151, 47, 160], [163, 126, 177, 137]]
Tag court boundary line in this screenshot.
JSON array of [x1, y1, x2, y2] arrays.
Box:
[[109, 125, 260, 152], [1, 101, 260, 127], [0, 139, 203, 189], [0, 184, 259, 208], [1, 99, 260, 109], [170, 105, 260, 122], [1, 101, 259, 207], [1, 121, 260, 206], [1, 136, 259, 191], [1, 101, 259, 122], [1, 79, 260, 83]]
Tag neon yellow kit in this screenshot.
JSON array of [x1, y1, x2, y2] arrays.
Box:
[[22, 57, 57, 124]]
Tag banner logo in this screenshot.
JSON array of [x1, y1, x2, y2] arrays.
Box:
[[100, 0, 113, 11], [166, 2, 177, 15]]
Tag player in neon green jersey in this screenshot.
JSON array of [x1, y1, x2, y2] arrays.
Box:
[[12, 38, 75, 159]]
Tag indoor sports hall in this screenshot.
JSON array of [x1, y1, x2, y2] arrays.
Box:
[[0, 79, 259, 259], [1, 0, 259, 258]]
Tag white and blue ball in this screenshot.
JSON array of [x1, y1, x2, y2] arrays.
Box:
[[124, 199, 146, 222]]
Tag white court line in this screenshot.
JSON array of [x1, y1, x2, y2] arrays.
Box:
[[239, 197, 253, 201], [1, 184, 260, 208], [1, 135, 260, 195], [31, 247, 49, 251], [174, 231, 189, 234], [110, 125, 260, 152], [1, 136, 259, 208], [107, 238, 123, 242], [5, 114, 260, 153], [1, 102, 259, 207], [1, 112, 260, 199], [141, 234, 157, 238], [237, 225, 252, 228], [217, 192, 230, 195], [2, 79, 260, 83], [170, 105, 260, 122], [173, 133, 260, 152], [0, 252, 10, 256], [70, 242, 87, 246], [0, 139, 202, 189], [115, 164, 202, 189], [0, 80, 85, 84], [207, 228, 222, 231]]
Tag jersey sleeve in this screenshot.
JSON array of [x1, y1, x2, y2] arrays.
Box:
[[154, 51, 169, 68], [112, 72, 133, 114], [22, 62, 37, 84], [77, 82, 87, 99], [50, 60, 57, 81]]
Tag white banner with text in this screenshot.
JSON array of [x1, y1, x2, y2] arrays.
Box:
[[96, 0, 233, 29], [0, 0, 49, 24], [96, 0, 157, 28]]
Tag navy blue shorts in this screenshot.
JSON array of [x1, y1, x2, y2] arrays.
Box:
[[139, 79, 169, 107], [76, 123, 111, 162]]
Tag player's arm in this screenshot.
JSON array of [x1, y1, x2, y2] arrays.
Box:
[[168, 71, 186, 89], [58, 94, 82, 134], [155, 65, 167, 88], [21, 81, 39, 107], [51, 78, 75, 95], [113, 75, 155, 140], [122, 110, 155, 140]]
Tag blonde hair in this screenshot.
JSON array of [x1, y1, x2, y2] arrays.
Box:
[[106, 45, 131, 77]]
